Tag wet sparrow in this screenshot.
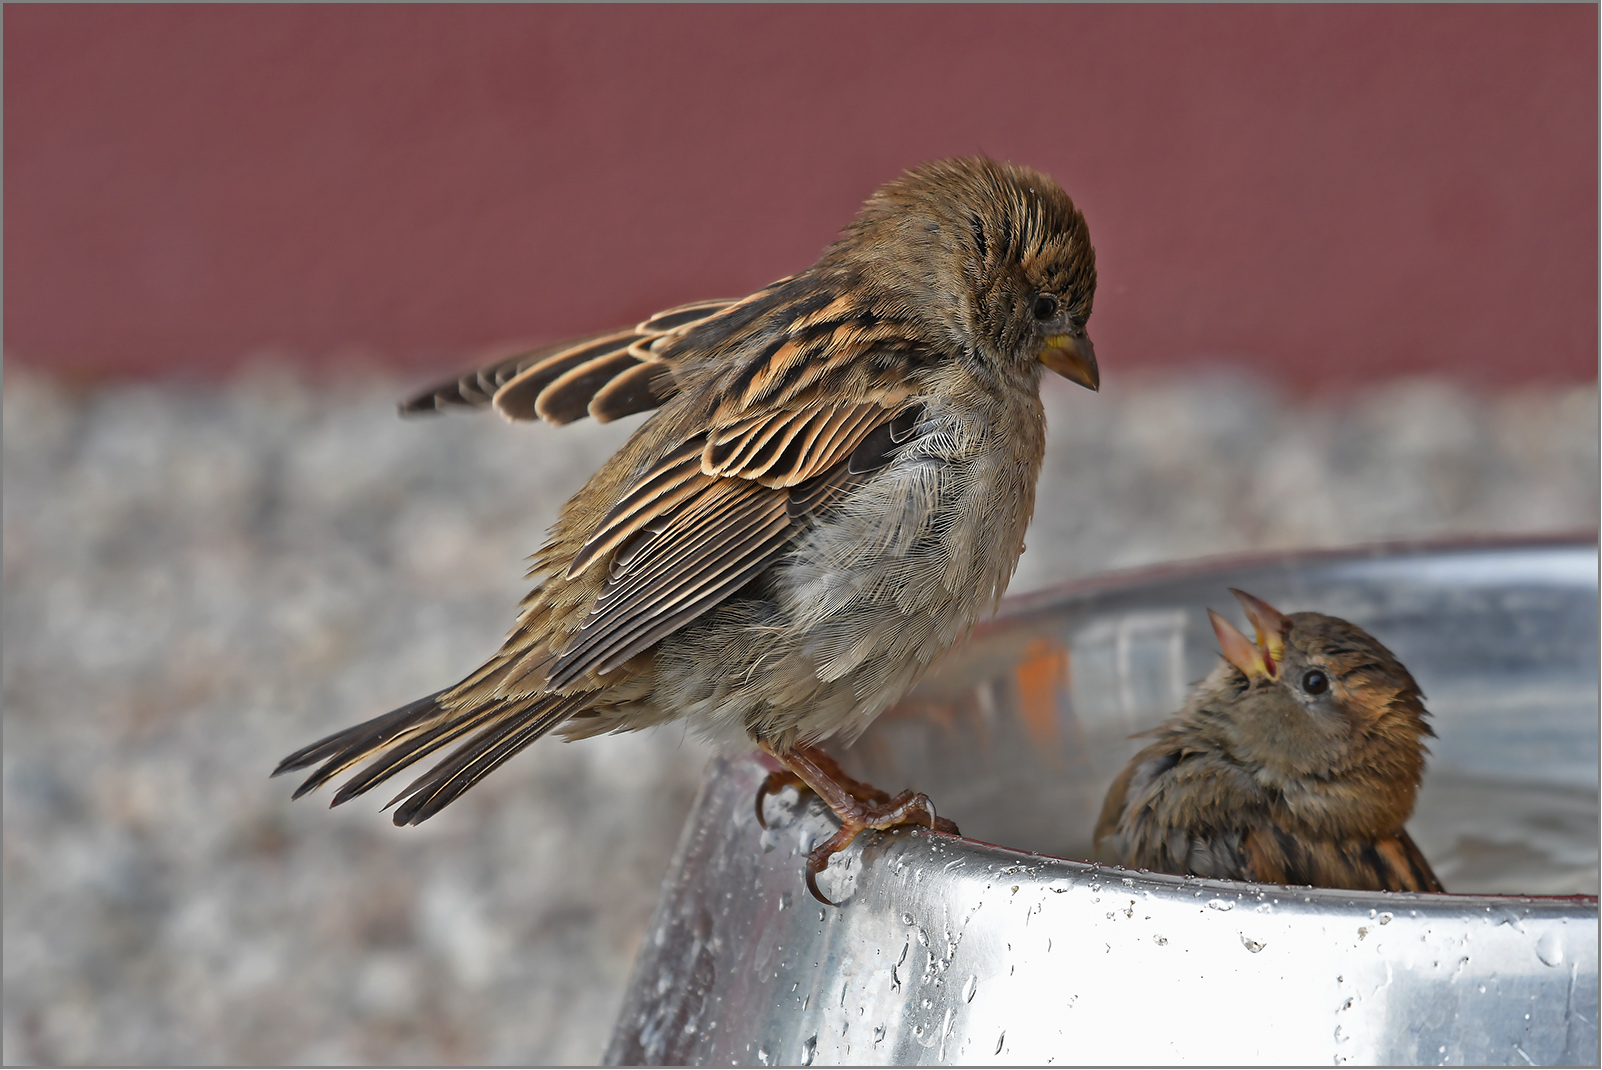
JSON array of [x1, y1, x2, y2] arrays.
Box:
[[275, 156, 1100, 903], [1095, 590, 1444, 893]]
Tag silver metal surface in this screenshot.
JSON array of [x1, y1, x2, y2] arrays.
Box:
[[607, 539, 1600, 1066]]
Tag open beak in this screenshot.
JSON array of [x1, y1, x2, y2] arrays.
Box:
[[1209, 589, 1292, 679], [1039, 332, 1099, 392]]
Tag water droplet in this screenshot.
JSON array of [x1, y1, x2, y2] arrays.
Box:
[[901, 911, 915, 925], [995, 1031, 1006, 1055], [1535, 931, 1565, 967], [963, 975, 978, 1002], [1377, 912, 1393, 926], [757, 1046, 771, 1065], [1207, 898, 1234, 912], [778, 891, 792, 911], [873, 1025, 886, 1044], [1240, 934, 1266, 954], [760, 829, 780, 853], [800, 1034, 818, 1066]]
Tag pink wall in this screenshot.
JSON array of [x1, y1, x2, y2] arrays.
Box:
[[5, 5, 1596, 388]]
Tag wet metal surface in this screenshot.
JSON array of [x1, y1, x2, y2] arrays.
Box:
[[608, 540, 1599, 1065]]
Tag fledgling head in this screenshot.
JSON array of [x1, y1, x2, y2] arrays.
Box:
[[1200, 589, 1433, 796], [828, 156, 1099, 391]]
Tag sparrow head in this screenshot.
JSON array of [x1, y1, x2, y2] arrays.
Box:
[[830, 156, 1099, 391], [1201, 589, 1433, 795]]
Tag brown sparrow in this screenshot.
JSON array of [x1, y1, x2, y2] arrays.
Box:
[[1094, 589, 1444, 893], [275, 156, 1100, 903]]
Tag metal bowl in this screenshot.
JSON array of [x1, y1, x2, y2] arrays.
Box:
[[606, 539, 1599, 1066]]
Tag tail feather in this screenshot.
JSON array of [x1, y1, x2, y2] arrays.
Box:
[[1391, 829, 1446, 893], [273, 685, 583, 821], [389, 696, 585, 826], [328, 701, 510, 807], [272, 690, 449, 799]]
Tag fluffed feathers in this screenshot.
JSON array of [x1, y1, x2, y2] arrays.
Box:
[[1094, 590, 1443, 893], [276, 156, 1099, 826]]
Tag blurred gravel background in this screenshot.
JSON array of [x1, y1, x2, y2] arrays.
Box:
[[3, 365, 1596, 1065]]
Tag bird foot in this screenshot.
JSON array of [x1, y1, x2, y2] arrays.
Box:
[[756, 743, 958, 905], [801, 789, 957, 905], [755, 751, 890, 829]]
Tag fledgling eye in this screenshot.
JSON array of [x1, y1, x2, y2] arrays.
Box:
[[1300, 669, 1329, 695], [1031, 293, 1059, 320]]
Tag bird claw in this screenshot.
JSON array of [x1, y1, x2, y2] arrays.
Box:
[[755, 769, 805, 830], [805, 856, 837, 906], [799, 788, 961, 905], [756, 743, 958, 906]]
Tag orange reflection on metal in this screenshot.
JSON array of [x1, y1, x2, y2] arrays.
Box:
[[1014, 637, 1068, 749]]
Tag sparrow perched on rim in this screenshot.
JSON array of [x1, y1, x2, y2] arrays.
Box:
[[275, 156, 1100, 903], [1094, 589, 1444, 893]]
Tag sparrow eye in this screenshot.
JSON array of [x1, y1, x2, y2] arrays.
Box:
[[1031, 293, 1059, 320], [1300, 669, 1329, 695]]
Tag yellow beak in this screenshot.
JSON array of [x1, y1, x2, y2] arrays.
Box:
[[1039, 332, 1099, 392], [1209, 589, 1292, 679], [1209, 610, 1274, 679], [1230, 589, 1290, 671]]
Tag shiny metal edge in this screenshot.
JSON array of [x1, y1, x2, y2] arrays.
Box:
[[608, 758, 1598, 1066], [982, 534, 1599, 633]]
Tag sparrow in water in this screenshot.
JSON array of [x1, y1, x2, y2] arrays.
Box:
[[1094, 589, 1443, 893], [275, 156, 1100, 903]]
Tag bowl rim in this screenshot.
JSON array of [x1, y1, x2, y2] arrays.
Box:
[[854, 532, 1601, 908], [986, 530, 1599, 630]]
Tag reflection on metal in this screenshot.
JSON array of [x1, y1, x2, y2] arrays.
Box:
[[607, 539, 1600, 1066], [1070, 607, 1189, 732]]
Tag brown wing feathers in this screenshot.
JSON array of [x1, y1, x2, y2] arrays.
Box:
[[523, 340, 645, 424], [704, 402, 885, 486], [566, 441, 710, 579], [397, 331, 625, 416], [544, 396, 917, 687], [546, 483, 793, 687], [397, 299, 738, 423], [285, 285, 933, 822], [274, 401, 922, 819], [587, 359, 676, 424]]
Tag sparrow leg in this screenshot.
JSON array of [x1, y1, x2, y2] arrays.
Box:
[[760, 743, 959, 905], [755, 744, 896, 829]]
